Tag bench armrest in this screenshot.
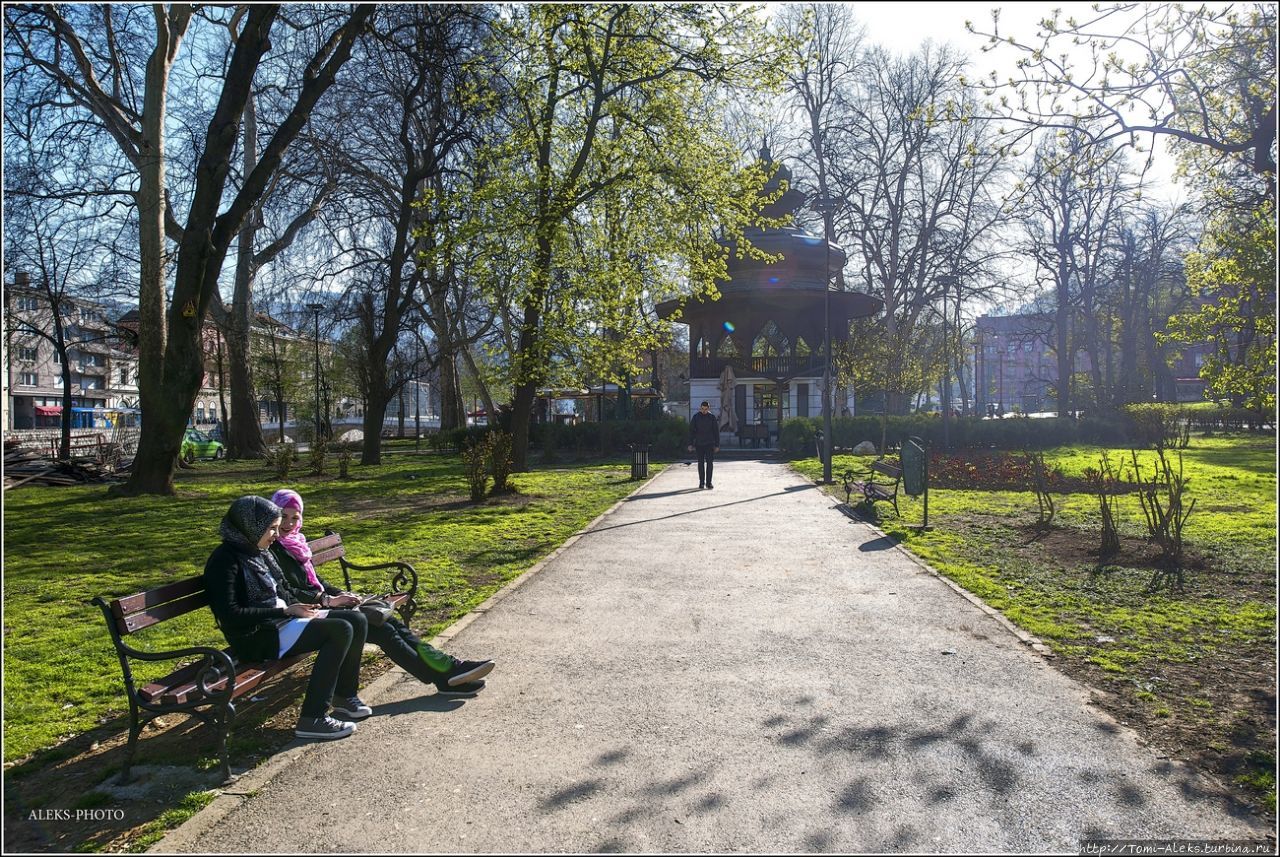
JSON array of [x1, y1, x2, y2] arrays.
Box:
[[338, 558, 419, 597]]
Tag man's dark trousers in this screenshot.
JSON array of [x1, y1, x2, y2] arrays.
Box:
[[696, 444, 715, 487]]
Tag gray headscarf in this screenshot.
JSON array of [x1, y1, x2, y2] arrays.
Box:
[[219, 496, 282, 553]]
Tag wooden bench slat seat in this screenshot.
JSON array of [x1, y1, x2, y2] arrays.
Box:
[[92, 533, 419, 785]]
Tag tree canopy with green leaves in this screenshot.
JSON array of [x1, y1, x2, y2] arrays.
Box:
[[1161, 198, 1276, 414], [464, 3, 789, 469]]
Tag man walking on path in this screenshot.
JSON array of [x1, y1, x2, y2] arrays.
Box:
[[688, 400, 720, 489]]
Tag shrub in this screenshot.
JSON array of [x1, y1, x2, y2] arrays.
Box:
[[1084, 451, 1125, 558], [526, 418, 688, 458], [1131, 448, 1197, 592], [460, 435, 491, 502], [1026, 451, 1056, 527], [1123, 404, 1191, 450], [778, 414, 1131, 456], [489, 430, 514, 494], [308, 435, 328, 476], [270, 443, 296, 480]]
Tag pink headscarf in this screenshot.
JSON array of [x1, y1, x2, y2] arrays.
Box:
[[270, 488, 322, 589]]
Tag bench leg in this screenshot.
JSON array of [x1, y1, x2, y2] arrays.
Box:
[[215, 701, 236, 785], [118, 701, 143, 784]]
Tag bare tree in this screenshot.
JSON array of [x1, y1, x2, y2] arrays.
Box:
[[309, 5, 487, 464], [823, 43, 1012, 413], [1017, 129, 1135, 415], [6, 4, 373, 494]]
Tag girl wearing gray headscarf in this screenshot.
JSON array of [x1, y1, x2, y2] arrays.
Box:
[[204, 495, 371, 741]]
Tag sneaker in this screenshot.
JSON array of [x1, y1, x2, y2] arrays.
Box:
[[707, 483, 714, 489], [330, 696, 373, 720], [698, 483, 705, 489], [295, 715, 356, 740], [435, 680, 486, 697], [445, 659, 495, 687]]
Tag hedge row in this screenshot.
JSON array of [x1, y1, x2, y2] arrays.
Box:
[[429, 419, 690, 457], [778, 405, 1274, 457], [777, 415, 1132, 456]]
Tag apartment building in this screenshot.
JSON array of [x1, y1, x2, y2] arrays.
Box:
[[973, 312, 1212, 413], [5, 274, 139, 430]]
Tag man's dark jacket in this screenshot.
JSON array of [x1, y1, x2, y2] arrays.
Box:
[[689, 410, 720, 446]]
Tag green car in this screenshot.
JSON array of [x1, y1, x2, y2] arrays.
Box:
[[181, 428, 226, 463]]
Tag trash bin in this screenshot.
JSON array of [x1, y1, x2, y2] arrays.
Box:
[[630, 443, 650, 480]]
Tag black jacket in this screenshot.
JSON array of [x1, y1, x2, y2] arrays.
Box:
[[690, 410, 720, 446], [269, 542, 342, 603], [204, 542, 306, 662]]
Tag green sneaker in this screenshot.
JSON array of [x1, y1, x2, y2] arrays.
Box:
[[416, 641, 455, 674]]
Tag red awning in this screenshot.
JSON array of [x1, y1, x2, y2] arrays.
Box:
[[34, 405, 63, 416]]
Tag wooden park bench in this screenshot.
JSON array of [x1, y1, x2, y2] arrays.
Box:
[[843, 458, 904, 516], [737, 423, 770, 448], [91, 531, 419, 784]]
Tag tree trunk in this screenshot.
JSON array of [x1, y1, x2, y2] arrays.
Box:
[[225, 317, 268, 458], [226, 92, 269, 459], [58, 350, 73, 461], [360, 382, 391, 467], [118, 8, 189, 496], [509, 235, 553, 472], [438, 352, 465, 431], [216, 329, 231, 444]]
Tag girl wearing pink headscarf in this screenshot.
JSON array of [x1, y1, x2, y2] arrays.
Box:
[[269, 488, 495, 696]]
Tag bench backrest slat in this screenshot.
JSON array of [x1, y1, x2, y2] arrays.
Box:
[[309, 533, 345, 568], [114, 577, 204, 617], [871, 461, 903, 478], [118, 590, 210, 634]]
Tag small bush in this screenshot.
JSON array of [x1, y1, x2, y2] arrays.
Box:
[[270, 443, 296, 480], [1026, 451, 1056, 527], [489, 430, 514, 494], [308, 435, 329, 476], [1084, 451, 1125, 558], [336, 442, 353, 479], [1123, 404, 1191, 450], [460, 435, 491, 502], [1131, 448, 1198, 592]]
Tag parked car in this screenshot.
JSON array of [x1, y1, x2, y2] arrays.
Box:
[[181, 428, 225, 463]]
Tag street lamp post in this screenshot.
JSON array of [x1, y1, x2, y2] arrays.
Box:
[[814, 196, 837, 484], [307, 303, 324, 443], [936, 275, 958, 450]]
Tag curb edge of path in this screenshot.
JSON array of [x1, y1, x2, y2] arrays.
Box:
[[832, 501, 1057, 659], [148, 465, 665, 854]]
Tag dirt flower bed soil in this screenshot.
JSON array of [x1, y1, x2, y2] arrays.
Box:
[[879, 450, 1143, 493]]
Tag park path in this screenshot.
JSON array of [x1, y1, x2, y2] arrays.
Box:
[[158, 459, 1266, 853]]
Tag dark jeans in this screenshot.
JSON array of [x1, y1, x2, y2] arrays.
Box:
[[367, 618, 455, 685], [695, 444, 716, 486], [284, 609, 367, 718]]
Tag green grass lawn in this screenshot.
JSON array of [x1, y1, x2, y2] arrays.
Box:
[[794, 433, 1277, 814], [2, 454, 656, 763]]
